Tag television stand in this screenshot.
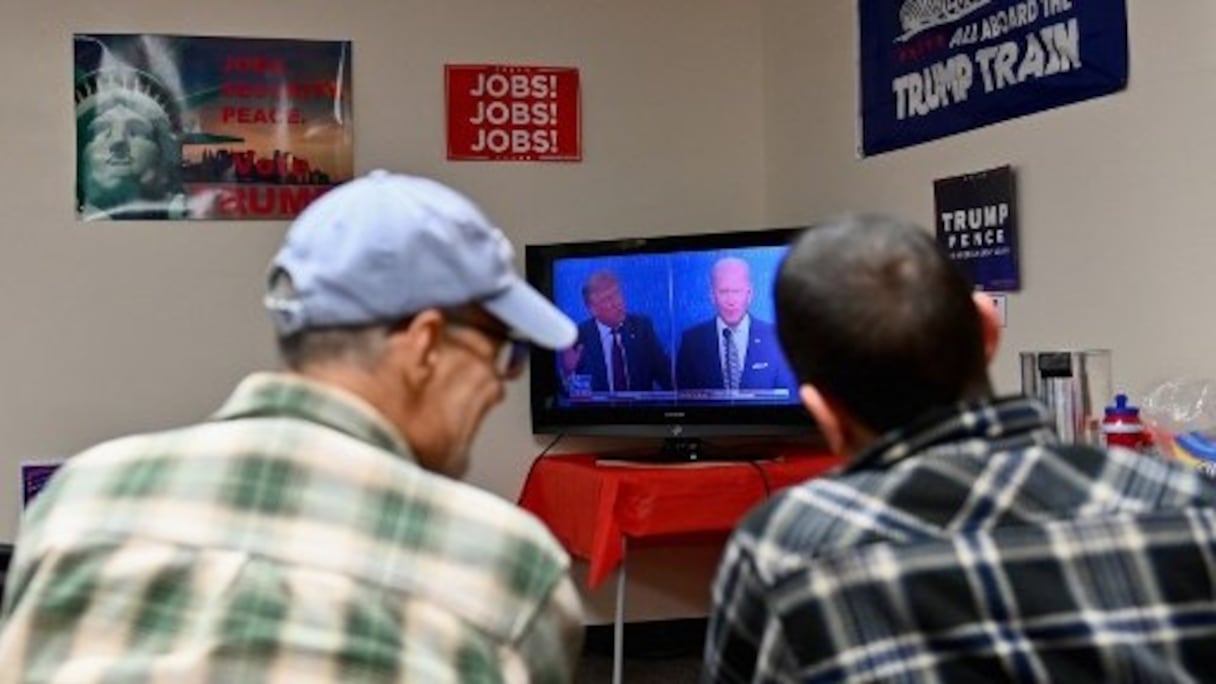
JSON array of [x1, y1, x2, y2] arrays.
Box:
[[659, 437, 706, 462], [657, 438, 763, 462]]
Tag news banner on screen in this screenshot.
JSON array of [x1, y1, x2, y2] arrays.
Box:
[[551, 245, 798, 407]]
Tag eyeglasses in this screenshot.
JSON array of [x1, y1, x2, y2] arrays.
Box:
[[443, 313, 531, 380]]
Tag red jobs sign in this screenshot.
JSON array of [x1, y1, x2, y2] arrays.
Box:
[[446, 65, 581, 162]]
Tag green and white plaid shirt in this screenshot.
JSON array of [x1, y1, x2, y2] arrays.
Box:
[[0, 373, 582, 683]]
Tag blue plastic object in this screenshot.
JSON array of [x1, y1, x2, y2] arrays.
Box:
[[1105, 393, 1140, 418]]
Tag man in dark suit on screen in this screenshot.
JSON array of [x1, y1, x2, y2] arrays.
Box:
[[676, 257, 793, 393], [561, 270, 672, 393]]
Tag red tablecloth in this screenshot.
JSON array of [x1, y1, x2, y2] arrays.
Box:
[[517, 451, 843, 588]]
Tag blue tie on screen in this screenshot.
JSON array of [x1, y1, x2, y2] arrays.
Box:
[[723, 327, 741, 391], [611, 327, 629, 391]]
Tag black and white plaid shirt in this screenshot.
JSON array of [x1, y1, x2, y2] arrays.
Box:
[[703, 396, 1216, 683]]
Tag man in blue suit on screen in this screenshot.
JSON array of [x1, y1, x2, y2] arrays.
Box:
[[676, 256, 793, 393], [561, 270, 673, 393]]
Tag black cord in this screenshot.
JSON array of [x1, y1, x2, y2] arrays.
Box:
[[537, 433, 564, 458], [517, 433, 565, 505], [691, 438, 774, 496], [746, 459, 772, 497]]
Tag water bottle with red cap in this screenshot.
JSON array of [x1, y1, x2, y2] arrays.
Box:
[[1102, 393, 1149, 452]]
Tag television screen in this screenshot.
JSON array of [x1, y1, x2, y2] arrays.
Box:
[[527, 227, 815, 439]]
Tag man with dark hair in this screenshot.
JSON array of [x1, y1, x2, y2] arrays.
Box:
[[703, 214, 1216, 683], [775, 215, 992, 431], [1, 171, 583, 681], [561, 269, 673, 393]]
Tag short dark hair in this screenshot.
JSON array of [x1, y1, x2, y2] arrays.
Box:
[[775, 214, 991, 432]]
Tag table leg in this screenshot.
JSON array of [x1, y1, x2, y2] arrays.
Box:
[[613, 536, 627, 684]]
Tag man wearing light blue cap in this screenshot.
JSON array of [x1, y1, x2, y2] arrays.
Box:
[[0, 171, 584, 682]]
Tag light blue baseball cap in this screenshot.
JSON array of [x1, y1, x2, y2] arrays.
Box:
[[265, 170, 576, 350]]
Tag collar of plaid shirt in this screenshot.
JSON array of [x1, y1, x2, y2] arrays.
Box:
[[212, 372, 413, 458], [843, 394, 1056, 473]]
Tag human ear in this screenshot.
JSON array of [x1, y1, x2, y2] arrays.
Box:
[[971, 292, 1002, 364], [800, 384, 848, 456], [389, 309, 444, 386]]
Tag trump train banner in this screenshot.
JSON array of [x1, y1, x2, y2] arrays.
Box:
[[859, 0, 1127, 156], [74, 34, 353, 220]]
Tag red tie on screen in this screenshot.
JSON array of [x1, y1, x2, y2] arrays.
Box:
[[611, 327, 630, 392]]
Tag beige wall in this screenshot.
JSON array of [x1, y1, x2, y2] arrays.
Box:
[[762, 0, 1216, 397], [0, 0, 766, 569]]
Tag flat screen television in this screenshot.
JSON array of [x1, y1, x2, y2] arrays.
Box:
[[526, 227, 817, 457]]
